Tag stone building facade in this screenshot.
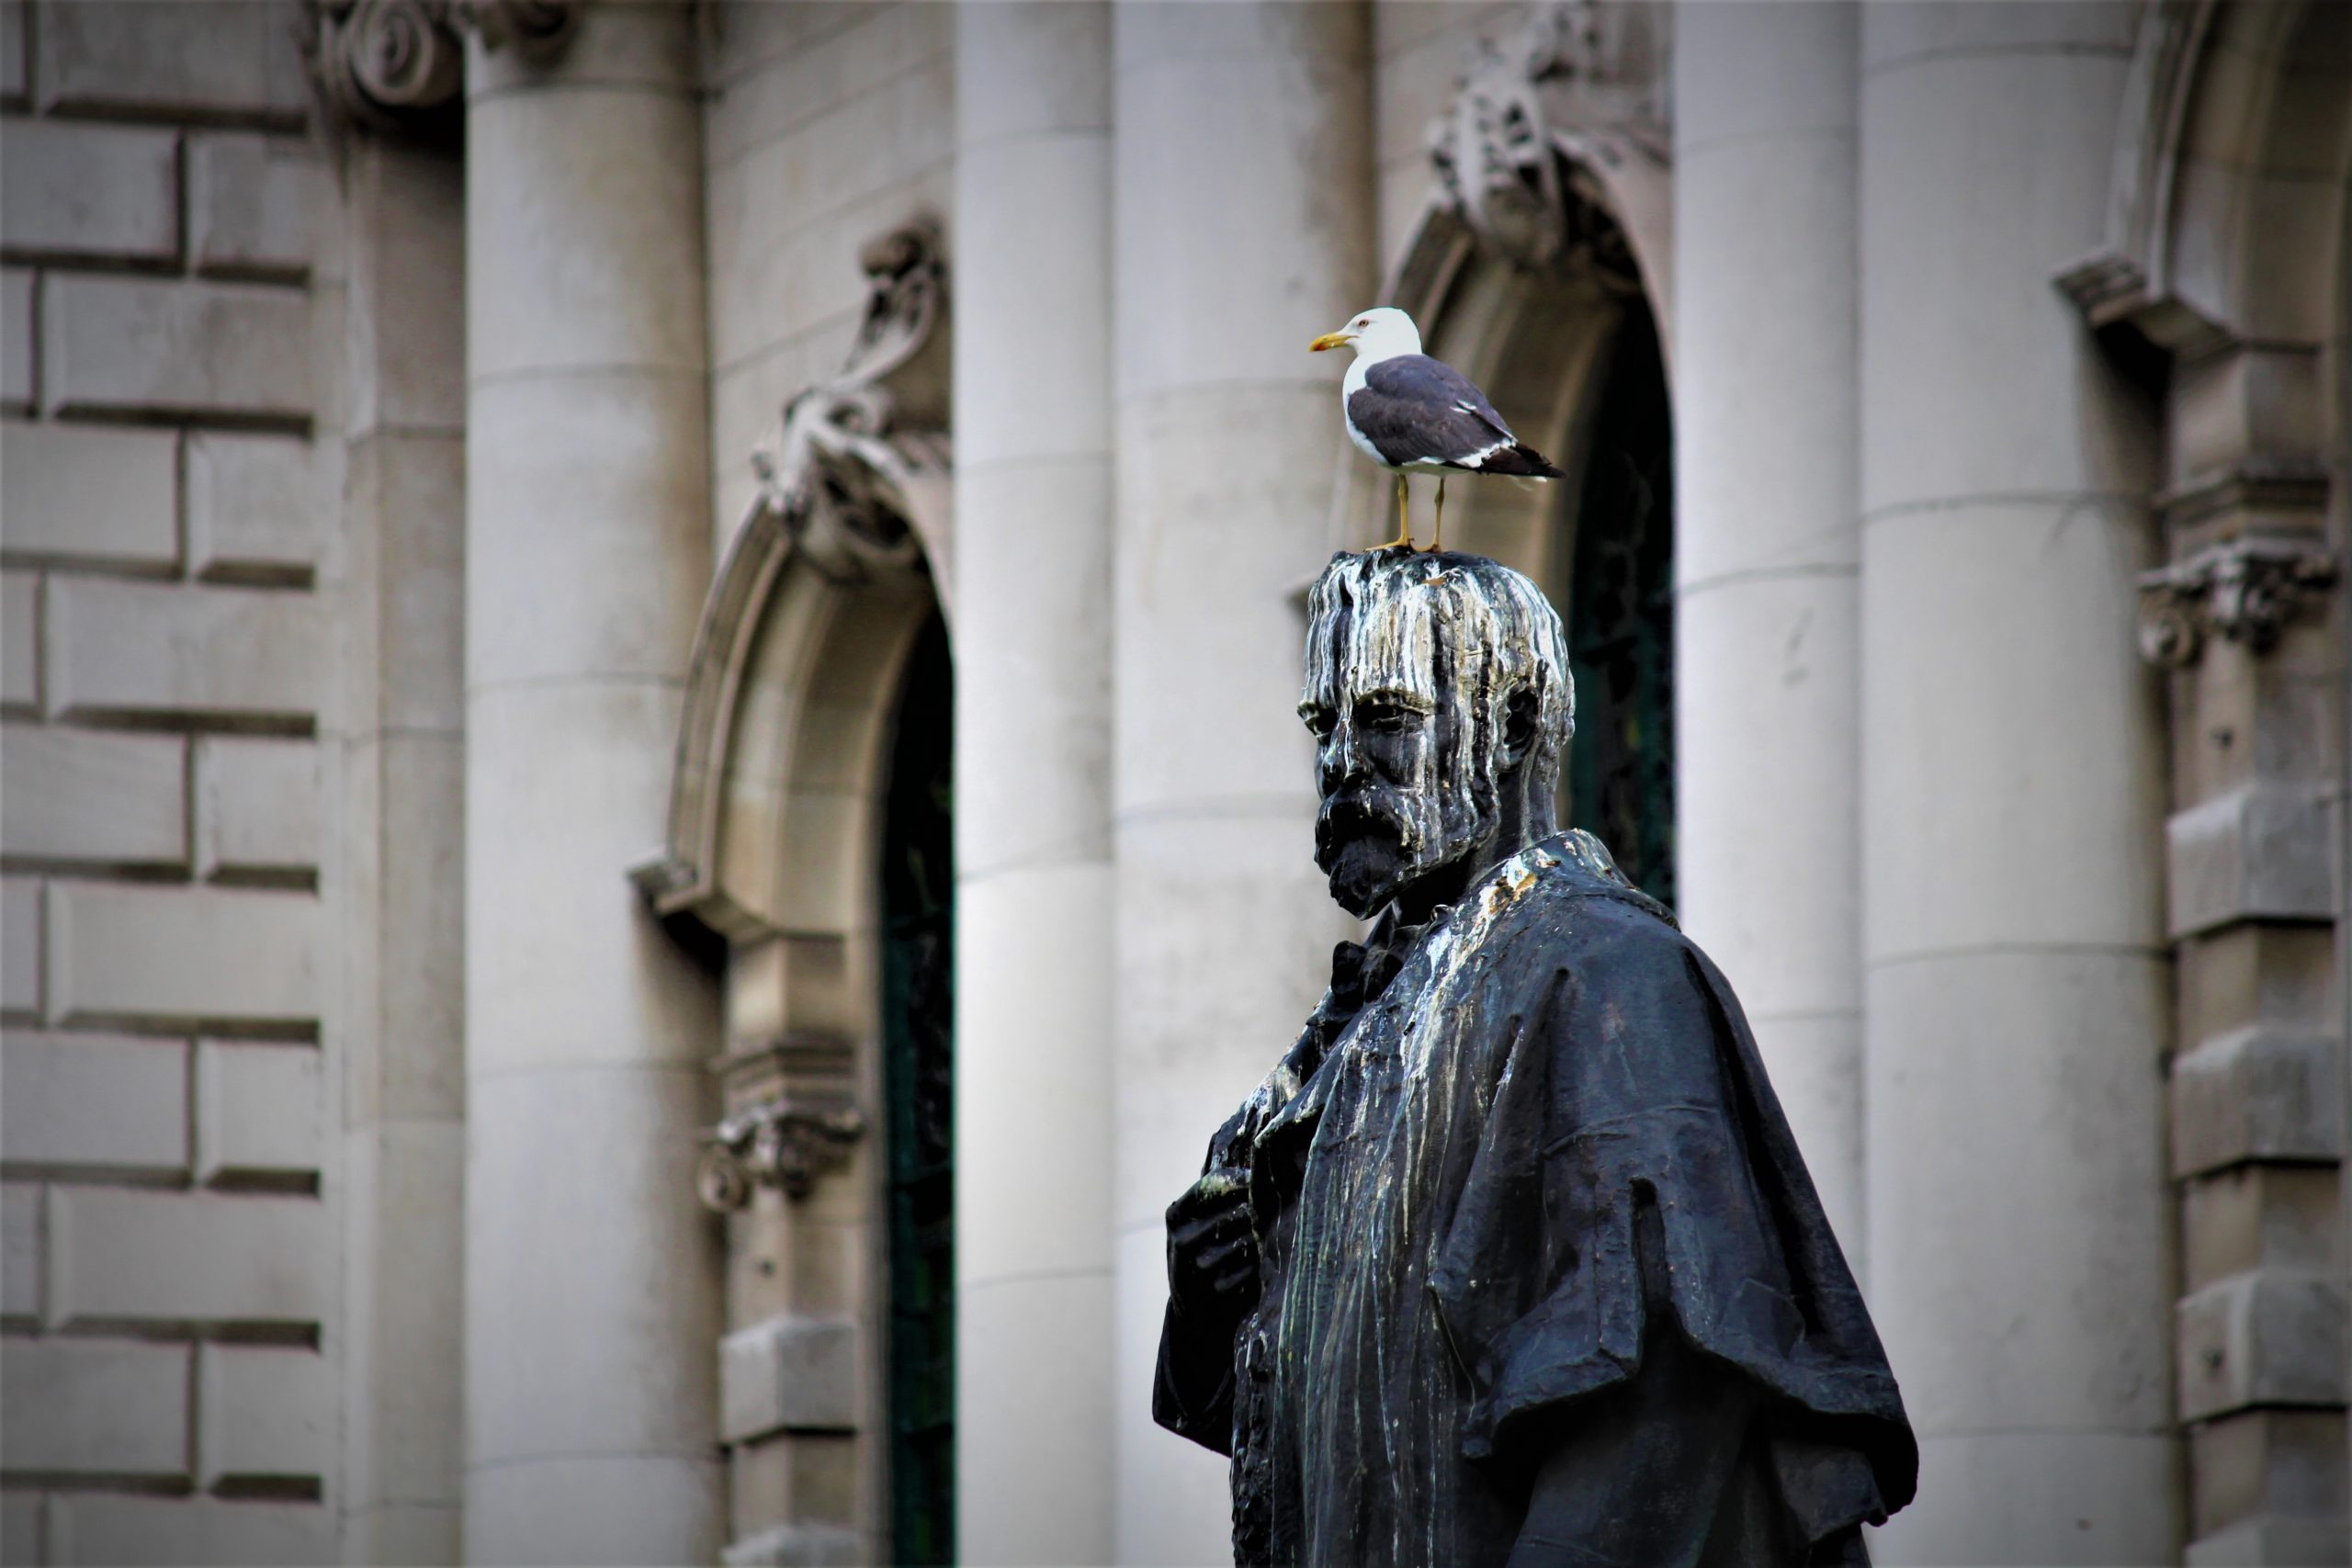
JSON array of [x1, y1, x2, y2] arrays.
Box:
[[0, 2, 2345, 1565]]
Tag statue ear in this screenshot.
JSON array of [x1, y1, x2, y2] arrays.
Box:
[[1499, 683, 1540, 768]]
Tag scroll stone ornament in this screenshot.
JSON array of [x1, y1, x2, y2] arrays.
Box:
[[300, 0, 465, 133], [300, 0, 573, 134], [2138, 536, 2340, 667]]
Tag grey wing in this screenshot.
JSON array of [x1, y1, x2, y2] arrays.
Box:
[[1351, 355, 1517, 468]]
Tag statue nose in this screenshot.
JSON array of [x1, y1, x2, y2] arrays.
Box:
[[1319, 728, 1365, 793]]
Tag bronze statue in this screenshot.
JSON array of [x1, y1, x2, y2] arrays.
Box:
[[1155, 549, 1916, 1566]]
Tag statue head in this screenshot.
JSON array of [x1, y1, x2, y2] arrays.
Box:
[[1300, 551, 1574, 920]]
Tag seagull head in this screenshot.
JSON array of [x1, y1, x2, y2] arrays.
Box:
[[1310, 306, 1422, 362]]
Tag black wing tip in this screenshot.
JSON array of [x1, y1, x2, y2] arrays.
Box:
[[1488, 444, 1564, 479]]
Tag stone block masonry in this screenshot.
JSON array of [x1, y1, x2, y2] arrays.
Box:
[[0, 4, 339, 1558]]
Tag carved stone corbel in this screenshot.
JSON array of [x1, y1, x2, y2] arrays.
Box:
[[696, 1096, 868, 1210], [2137, 536, 2340, 667], [738, 216, 953, 596], [1422, 0, 1663, 288]]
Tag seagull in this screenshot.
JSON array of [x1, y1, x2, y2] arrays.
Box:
[[1309, 306, 1563, 552]]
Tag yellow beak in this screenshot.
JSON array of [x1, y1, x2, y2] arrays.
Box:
[[1308, 331, 1351, 353]]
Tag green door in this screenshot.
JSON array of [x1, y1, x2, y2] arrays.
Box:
[[880, 615, 954, 1563]]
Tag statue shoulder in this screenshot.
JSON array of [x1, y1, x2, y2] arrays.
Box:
[[1523, 829, 1679, 934]]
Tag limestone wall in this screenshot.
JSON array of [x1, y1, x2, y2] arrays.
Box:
[[1372, 2, 1523, 270], [0, 3, 352, 1562]]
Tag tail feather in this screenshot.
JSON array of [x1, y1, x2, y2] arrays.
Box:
[[1478, 442, 1562, 479]]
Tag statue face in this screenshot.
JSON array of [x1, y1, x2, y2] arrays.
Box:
[[1302, 649, 1491, 920]]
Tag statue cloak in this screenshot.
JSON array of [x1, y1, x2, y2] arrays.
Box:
[[1155, 832, 1917, 1565]]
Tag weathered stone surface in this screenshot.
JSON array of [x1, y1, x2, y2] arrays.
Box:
[[341, 1122, 463, 1509], [3, 1180, 38, 1320], [1, 1030, 187, 1172], [1, 570, 34, 712], [0, 723, 185, 867], [198, 1342, 335, 1485], [49, 1187, 329, 1327], [56, 1496, 336, 1567], [198, 736, 320, 874], [36, 1, 308, 123], [464, 1066, 718, 1461], [48, 882, 320, 1031], [2177, 1269, 2350, 1422], [0, 1495, 31, 1567], [0, 118, 178, 264], [2172, 1025, 2345, 1176], [2188, 1408, 2348, 1544], [187, 433, 319, 583], [2, 267, 31, 408], [0, 1337, 190, 1475], [189, 133, 324, 281], [2186, 1515, 2352, 1568], [48, 577, 322, 728], [196, 1041, 322, 1181], [0, 421, 180, 572], [0, 2, 23, 103], [2169, 783, 2337, 937], [2183, 1166, 2345, 1293], [718, 1314, 859, 1441], [43, 275, 312, 423], [368, 735, 464, 1121], [2178, 923, 2337, 1056], [720, 1521, 866, 1567], [2, 874, 36, 1017]]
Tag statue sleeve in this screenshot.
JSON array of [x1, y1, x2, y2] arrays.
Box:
[[1151, 1103, 1254, 1457]]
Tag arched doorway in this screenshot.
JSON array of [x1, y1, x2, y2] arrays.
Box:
[[635, 220, 959, 1565], [1361, 161, 1678, 903], [1562, 301, 1674, 904]]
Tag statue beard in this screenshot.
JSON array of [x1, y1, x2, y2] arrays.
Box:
[[1315, 782, 1489, 921]]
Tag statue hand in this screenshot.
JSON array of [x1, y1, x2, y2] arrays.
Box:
[[1167, 1168, 1260, 1313]]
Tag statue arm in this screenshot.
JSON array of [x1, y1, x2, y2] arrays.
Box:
[[1153, 1150, 1258, 1455]]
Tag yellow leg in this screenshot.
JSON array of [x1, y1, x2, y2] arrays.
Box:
[[1379, 473, 1412, 550], [1422, 475, 1446, 553]]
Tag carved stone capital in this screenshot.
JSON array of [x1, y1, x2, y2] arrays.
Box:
[[455, 0, 576, 59], [2138, 536, 2339, 667], [696, 1096, 867, 1210], [300, 0, 575, 137]]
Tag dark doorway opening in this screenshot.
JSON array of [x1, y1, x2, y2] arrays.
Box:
[[1564, 301, 1676, 907], [880, 613, 954, 1564]]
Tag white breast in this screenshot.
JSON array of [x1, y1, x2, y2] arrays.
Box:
[[1340, 351, 1396, 470]]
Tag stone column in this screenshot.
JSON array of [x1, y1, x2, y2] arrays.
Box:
[[1857, 6, 2174, 1561], [1672, 3, 1866, 1259], [950, 6, 1118, 1563], [460, 7, 721, 1562], [1110, 6, 1374, 1561]]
